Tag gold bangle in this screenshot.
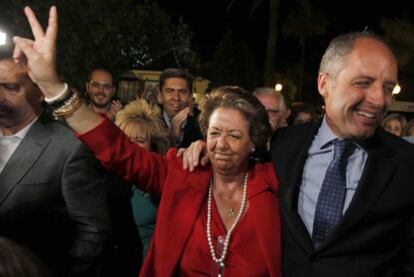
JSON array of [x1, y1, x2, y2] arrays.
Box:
[[52, 93, 82, 119]]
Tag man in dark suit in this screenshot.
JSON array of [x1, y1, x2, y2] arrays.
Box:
[[271, 32, 414, 276], [158, 68, 203, 148], [0, 48, 110, 276]]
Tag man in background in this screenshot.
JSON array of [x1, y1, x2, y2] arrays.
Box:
[[86, 68, 123, 121], [159, 68, 202, 147], [253, 87, 291, 132]]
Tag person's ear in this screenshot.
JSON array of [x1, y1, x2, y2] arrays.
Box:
[[285, 109, 291, 118], [318, 72, 329, 98]]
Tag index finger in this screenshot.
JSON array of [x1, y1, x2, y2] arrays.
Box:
[[24, 6, 45, 40]]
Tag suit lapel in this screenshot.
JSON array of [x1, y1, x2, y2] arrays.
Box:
[[279, 124, 319, 253], [0, 120, 51, 205]]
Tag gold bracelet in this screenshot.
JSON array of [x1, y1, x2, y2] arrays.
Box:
[[52, 92, 82, 119]]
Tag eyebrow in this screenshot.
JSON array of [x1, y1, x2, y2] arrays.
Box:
[[210, 126, 243, 133], [384, 80, 397, 87]]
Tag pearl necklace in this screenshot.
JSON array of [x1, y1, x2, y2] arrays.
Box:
[[206, 172, 248, 274]]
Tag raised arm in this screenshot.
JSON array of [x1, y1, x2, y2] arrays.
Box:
[[13, 6, 102, 134]]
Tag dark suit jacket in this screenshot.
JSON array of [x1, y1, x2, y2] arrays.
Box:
[[101, 176, 142, 277], [0, 113, 110, 277], [160, 106, 203, 148], [271, 121, 414, 277]]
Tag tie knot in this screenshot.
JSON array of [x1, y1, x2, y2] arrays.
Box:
[[333, 139, 355, 161]]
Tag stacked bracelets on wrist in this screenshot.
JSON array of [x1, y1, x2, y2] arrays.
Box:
[[44, 83, 82, 119]]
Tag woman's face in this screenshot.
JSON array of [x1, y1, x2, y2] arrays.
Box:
[[384, 119, 403, 137], [207, 108, 254, 174], [129, 135, 151, 150]]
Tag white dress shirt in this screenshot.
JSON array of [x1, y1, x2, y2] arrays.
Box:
[[0, 117, 38, 173]]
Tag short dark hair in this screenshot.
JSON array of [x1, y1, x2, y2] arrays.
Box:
[[88, 68, 115, 84], [198, 86, 271, 161], [159, 68, 193, 92]]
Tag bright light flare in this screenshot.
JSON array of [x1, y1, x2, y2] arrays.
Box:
[[275, 83, 283, 91], [392, 84, 401, 95], [0, 31, 6, 46]]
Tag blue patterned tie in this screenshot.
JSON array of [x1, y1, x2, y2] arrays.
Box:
[[312, 139, 355, 248]]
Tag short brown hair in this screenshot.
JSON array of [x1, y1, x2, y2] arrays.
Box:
[[198, 86, 271, 159]]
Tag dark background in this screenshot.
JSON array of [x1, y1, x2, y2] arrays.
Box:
[[155, 0, 413, 103]]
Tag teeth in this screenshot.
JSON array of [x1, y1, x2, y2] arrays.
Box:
[[357, 111, 375, 118]]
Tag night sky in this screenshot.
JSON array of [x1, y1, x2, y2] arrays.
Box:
[[2, 0, 412, 65], [1, 0, 413, 97], [156, 0, 414, 100], [157, 0, 413, 64]]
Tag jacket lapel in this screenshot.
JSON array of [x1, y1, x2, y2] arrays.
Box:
[[279, 124, 319, 253], [0, 119, 51, 205], [249, 165, 282, 276], [154, 167, 210, 275]]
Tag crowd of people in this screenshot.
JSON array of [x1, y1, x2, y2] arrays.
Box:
[[1, 5, 414, 277]]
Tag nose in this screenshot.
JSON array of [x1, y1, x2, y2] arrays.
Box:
[[216, 135, 229, 150], [171, 90, 179, 101], [97, 85, 105, 93]]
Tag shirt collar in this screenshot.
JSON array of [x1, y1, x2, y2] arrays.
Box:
[[163, 110, 172, 128], [315, 116, 338, 150], [315, 115, 364, 151], [0, 116, 39, 139]]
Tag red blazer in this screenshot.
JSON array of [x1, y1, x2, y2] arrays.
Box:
[[79, 118, 282, 277]]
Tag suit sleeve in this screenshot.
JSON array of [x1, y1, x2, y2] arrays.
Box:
[[61, 140, 111, 277]]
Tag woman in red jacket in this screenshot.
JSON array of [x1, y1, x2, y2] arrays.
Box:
[[14, 6, 282, 276], [79, 87, 281, 276]]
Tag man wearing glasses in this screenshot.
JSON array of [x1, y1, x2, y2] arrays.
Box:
[[86, 68, 123, 121]]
